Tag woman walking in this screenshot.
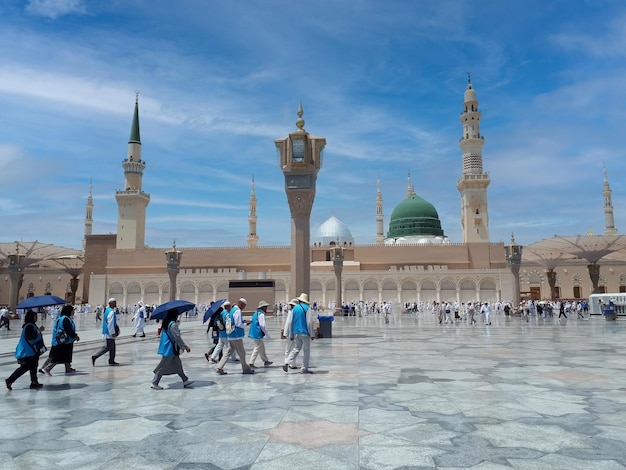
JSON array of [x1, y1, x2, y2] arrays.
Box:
[[151, 309, 193, 390], [6, 310, 45, 390], [40, 304, 80, 375]]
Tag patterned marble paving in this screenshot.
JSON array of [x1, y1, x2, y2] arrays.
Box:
[[0, 312, 625, 469]]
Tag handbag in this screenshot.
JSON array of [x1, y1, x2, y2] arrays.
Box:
[[56, 330, 68, 344]]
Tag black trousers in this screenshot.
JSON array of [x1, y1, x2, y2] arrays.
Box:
[[7, 356, 39, 385]]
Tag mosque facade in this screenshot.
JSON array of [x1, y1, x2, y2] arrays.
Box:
[[4, 81, 625, 311], [81, 80, 516, 311]]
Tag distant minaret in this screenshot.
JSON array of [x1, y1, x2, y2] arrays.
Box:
[[406, 170, 415, 198], [375, 178, 384, 245], [457, 74, 490, 243], [115, 94, 150, 249], [603, 164, 618, 235], [83, 179, 93, 250], [247, 176, 259, 247]]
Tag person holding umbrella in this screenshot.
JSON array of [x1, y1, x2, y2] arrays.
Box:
[[40, 304, 80, 375], [204, 301, 226, 363], [151, 308, 193, 390], [91, 298, 119, 366], [6, 310, 45, 390]]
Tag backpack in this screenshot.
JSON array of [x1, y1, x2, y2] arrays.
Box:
[[224, 312, 235, 334], [215, 315, 225, 331]]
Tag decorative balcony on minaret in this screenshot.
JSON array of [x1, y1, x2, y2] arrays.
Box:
[[115, 95, 150, 249]]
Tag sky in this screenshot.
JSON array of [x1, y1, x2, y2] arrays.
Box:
[[1, 0, 625, 250]]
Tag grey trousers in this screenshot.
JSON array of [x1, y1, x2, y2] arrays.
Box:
[[93, 339, 116, 363], [217, 339, 251, 372]]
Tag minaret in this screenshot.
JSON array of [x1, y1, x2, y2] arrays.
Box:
[[115, 94, 150, 249], [247, 176, 259, 247], [83, 179, 94, 250], [603, 164, 618, 235], [375, 178, 384, 245], [457, 75, 490, 243], [406, 170, 415, 198]]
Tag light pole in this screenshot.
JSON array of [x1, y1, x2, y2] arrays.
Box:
[[504, 233, 523, 308], [275, 103, 326, 299], [331, 244, 344, 315], [8, 244, 25, 313], [165, 241, 182, 302]]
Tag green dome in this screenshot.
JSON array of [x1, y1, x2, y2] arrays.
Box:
[[387, 194, 444, 238]]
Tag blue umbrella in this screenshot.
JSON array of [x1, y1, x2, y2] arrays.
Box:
[[151, 300, 195, 320], [203, 299, 226, 323], [16, 295, 66, 310]]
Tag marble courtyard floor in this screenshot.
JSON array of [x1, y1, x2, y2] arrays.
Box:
[[0, 311, 625, 469]]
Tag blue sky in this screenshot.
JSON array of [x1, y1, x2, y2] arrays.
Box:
[[1, 0, 625, 250]]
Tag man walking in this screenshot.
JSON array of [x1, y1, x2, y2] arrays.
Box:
[[0, 305, 10, 330], [92, 298, 120, 366], [283, 293, 315, 374], [216, 298, 254, 375], [481, 302, 492, 325], [248, 301, 272, 368]]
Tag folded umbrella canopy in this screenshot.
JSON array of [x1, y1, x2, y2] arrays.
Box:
[[16, 295, 67, 310], [203, 299, 226, 323], [151, 300, 195, 320]]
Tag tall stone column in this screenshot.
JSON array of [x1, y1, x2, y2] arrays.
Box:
[[8, 247, 25, 313], [69, 277, 80, 305], [504, 234, 523, 307], [275, 103, 326, 299], [546, 269, 557, 300], [165, 241, 182, 302], [587, 264, 601, 294], [331, 245, 344, 315]]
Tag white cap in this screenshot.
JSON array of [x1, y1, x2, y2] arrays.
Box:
[[239, 298, 247, 305], [108, 298, 116, 304]]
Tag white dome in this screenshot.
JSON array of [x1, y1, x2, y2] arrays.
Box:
[[315, 216, 354, 246]]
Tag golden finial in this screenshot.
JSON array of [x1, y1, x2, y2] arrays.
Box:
[[295, 101, 305, 132]]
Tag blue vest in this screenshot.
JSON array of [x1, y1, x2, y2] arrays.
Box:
[[292, 303, 309, 335], [157, 321, 178, 356], [218, 309, 229, 338], [248, 310, 264, 339], [227, 306, 245, 339], [101, 307, 117, 335], [51, 315, 76, 346], [15, 323, 43, 359]]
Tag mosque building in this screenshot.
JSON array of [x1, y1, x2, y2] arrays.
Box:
[[3, 80, 625, 311], [80, 79, 514, 311]]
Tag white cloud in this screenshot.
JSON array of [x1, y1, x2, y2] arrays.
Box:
[[549, 13, 626, 59], [26, 0, 86, 19]]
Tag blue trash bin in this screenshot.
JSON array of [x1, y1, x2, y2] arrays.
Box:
[[602, 308, 616, 321], [317, 315, 334, 338]]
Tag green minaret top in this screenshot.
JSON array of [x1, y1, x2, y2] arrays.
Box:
[[129, 93, 141, 144]]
